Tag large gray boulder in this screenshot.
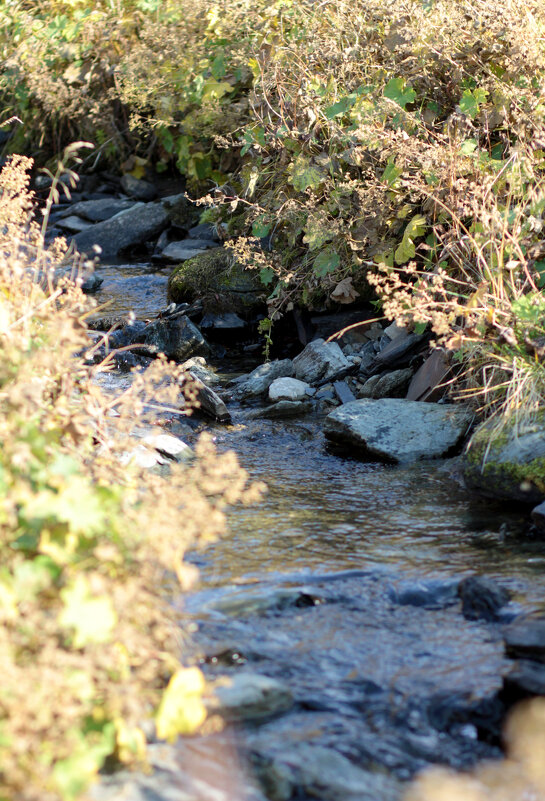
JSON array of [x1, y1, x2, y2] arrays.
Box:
[[464, 416, 545, 503], [74, 202, 168, 258], [293, 339, 349, 384], [324, 398, 473, 463]]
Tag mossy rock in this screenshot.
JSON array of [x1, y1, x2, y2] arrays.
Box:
[[463, 415, 545, 503], [167, 247, 265, 316]]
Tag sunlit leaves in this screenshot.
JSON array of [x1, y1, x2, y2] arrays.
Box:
[[459, 88, 488, 119], [383, 77, 416, 109], [288, 155, 325, 192], [59, 576, 117, 648], [394, 215, 427, 264]]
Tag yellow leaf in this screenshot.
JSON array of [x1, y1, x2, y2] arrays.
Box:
[[155, 667, 206, 742]]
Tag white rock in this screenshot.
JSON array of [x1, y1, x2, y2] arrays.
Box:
[[268, 377, 310, 402], [142, 433, 193, 462]]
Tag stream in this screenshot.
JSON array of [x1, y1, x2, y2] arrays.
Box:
[[92, 258, 545, 801]]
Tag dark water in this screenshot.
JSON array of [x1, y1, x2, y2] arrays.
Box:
[[96, 264, 545, 799]]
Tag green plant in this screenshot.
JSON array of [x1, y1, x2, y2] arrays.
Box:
[[0, 154, 261, 800]]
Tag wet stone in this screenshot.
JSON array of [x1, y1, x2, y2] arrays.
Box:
[[247, 401, 312, 420], [502, 659, 545, 702], [74, 202, 169, 258], [504, 618, 545, 662], [458, 575, 511, 622]]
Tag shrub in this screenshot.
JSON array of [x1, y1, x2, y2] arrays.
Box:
[[0, 153, 261, 801]]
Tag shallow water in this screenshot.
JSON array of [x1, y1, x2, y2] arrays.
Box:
[[95, 263, 545, 798]]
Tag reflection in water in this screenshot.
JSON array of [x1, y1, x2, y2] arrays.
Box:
[[191, 414, 539, 607]]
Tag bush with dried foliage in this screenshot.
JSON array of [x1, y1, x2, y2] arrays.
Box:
[[3, 0, 545, 427], [0, 154, 260, 801]]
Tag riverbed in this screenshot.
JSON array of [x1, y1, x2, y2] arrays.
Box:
[[92, 257, 545, 801]]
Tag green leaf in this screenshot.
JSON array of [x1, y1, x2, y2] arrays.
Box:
[[288, 155, 325, 192], [201, 78, 233, 102], [313, 248, 340, 277], [252, 216, 272, 238], [383, 77, 416, 109], [381, 158, 403, 187], [414, 321, 428, 335], [59, 576, 116, 648], [210, 53, 226, 79], [394, 215, 427, 265], [324, 95, 356, 119], [259, 267, 275, 286], [156, 667, 207, 742], [459, 88, 488, 120], [303, 215, 334, 250], [53, 724, 115, 800]]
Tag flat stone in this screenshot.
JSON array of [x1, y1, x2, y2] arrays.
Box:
[[210, 673, 293, 721], [74, 202, 169, 258], [159, 240, 215, 263], [333, 380, 356, 405], [60, 197, 136, 222], [293, 339, 349, 384], [268, 377, 310, 402], [55, 214, 92, 233], [504, 618, 545, 662], [323, 398, 473, 463], [247, 401, 312, 419], [235, 360, 294, 399], [374, 332, 426, 367], [407, 349, 451, 402], [384, 322, 408, 340], [187, 371, 231, 423]]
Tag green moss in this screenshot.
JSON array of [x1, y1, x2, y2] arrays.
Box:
[[464, 416, 545, 503], [167, 247, 265, 315]]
